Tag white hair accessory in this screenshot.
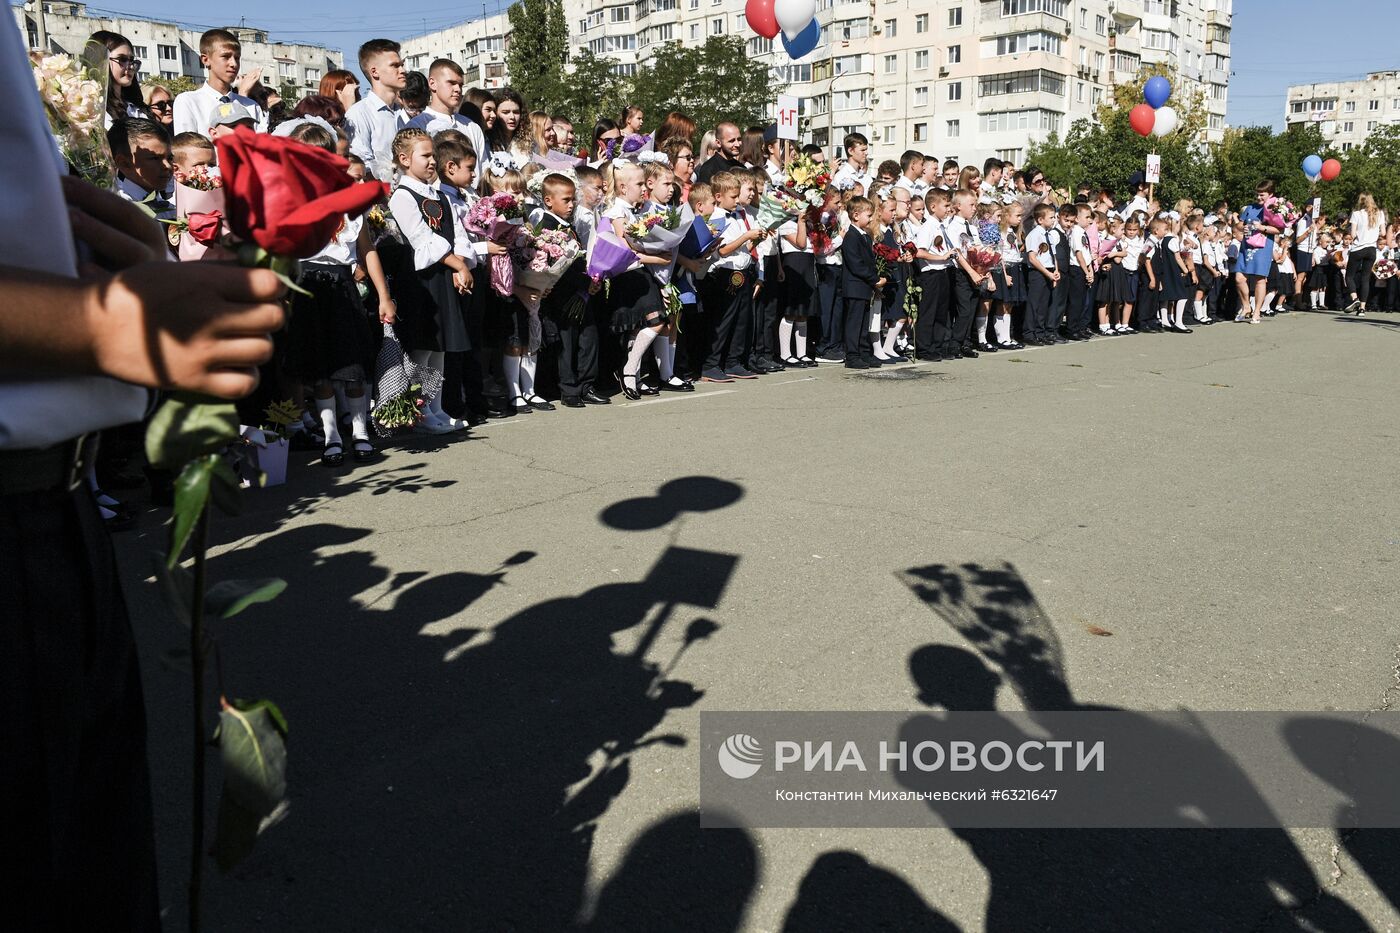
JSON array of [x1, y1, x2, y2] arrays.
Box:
[[272, 116, 338, 140], [637, 151, 671, 166], [488, 156, 511, 178], [835, 175, 856, 192], [876, 185, 894, 201], [526, 167, 578, 196]]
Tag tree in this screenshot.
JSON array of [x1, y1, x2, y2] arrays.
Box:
[[1214, 123, 1330, 214], [145, 74, 197, 96], [552, 50, 632, 135], [1027, 65, 1218, 207], [629, 37, 783, 142], [506, 0, 570, 111], [1328, 125, 1400, 220]]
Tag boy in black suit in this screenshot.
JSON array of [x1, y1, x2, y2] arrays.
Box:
[[840, 196, 885, 369], [534, 174, 608, 406]]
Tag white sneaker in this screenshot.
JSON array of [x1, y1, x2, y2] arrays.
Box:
[[412, 420, 456, 435]]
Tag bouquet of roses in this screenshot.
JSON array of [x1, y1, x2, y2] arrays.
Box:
[[169, 165, 235, 261], [874, 241, 901, 280], [1374, 258, 1397, 281], [964, 219, 1004, 276], [465, 192, 528, 296], [514, 224, 582, 292], [806, 208, 842, 257], [782, 153, 832, 207], [31, 47, 113, 189]]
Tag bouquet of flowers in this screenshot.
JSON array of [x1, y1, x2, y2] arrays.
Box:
[[31, 47, 112, 189], [170, 166, 235, 261], [1374, 258, 1397, 281], [372, 323, 440, 435], [623, 206, 680, 242], [465, 192, 528, 295], [1265, 198, 1298, 228], [782, 153, 832, 207], [616, 133, 654, 161], [965, 219, 1004, 275], [806, 208, 842, 257], [874, 241, 901, 280], [757, 190, 804, 230], [531, 148, 587, 171], [514, 224, 582, 292], [900, 240, 922, 319], [587, 229, 640, 282], [679, 214, 725, 259], [624, 204, 691, 285]]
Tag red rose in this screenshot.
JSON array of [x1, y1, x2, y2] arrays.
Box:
[[187, 210, 225, 245], [215, 127, 389, 258]]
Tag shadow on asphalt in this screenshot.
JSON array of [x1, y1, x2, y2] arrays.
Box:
[[881, 561, 1389, 932]]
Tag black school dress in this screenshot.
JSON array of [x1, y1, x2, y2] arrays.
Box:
[[1155, 235, 1191, 303], [393, 185, 469, 354], [285, 226, 379, 382]]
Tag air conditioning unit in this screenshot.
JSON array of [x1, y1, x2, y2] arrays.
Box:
[[939, 66, 949, 77], [871, 24, 881, 33], [1091, 68, 1100, 81]]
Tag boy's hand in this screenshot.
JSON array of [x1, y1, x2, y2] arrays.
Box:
[[1051, 271, 1061, 283], [85, 262, 286, 399], [452, 269, 472, 293], [236, 68, 264, 97], [876, 276, 888, 288], [62, 176, 166, 272]]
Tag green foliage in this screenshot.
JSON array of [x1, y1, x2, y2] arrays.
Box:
[[262, 399, 303, 441], [1327, 125, 1400, 220], [629, 37, 782, 143], [1215, 123, 1331, 212], [551, 49, 632, 132], [212, 699, 289, 873], [145, 74, 197, 96], [506, 0, 571, 110], [145, 394, 240, 470]]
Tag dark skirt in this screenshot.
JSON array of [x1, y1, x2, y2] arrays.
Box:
[[1268, 265, 1296, 295], [1308, 263, 1329, 289], [1158, 256, 1191, 303], [1293, 248, 1314, 273], [607, 267, 666, 333], [992, 263, 1028, 304], [483, 291, 538, 348], [1094, 262, 1131, 303], [781, 252, 817, 318], [392, 262, 468, 354], [285, 264, 380, 382]]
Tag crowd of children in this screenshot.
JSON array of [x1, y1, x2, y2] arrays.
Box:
[[88, 29, 1400, 526]]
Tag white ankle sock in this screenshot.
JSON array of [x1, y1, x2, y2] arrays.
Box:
[[626, 327, 658, 377], [778, 319, 794, 359], [994, 315, 1011, 344], [794, 319, 808, 357], [504, 354, 522, 400], [974, 314, 989, 344], [347, 393, 371, 441], [316, 397, 342, 446], [520, 353, 538, 397]]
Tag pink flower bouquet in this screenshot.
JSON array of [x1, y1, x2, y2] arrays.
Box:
[[514, 225, 582, 292], [173, 168, 235, 262], [465, 192, 527, 296]]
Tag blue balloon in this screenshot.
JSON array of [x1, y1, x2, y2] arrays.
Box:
[[1144, 76, 1171, 109], [1302, 154, 1323, 178], [782, 17, 819, 59]]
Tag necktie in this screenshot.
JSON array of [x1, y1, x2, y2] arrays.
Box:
[[739, 211, 757, 261]]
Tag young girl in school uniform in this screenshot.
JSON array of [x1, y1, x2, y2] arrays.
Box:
[[1309, 232, 1332, 310], [1264, 236, 1295, 316], [480, 162, 552, 412], [1116, 217, 1146, 333], [777, 200, 815, 367], [1182, 212, 1213, 325], [991, 201, 1026, 349], [640, 159, 692, 391], [1158, 214, 1194, 333], [284, 122, 393, 464], [1093, 215, 1126, 336], [606, 160, 675, 399], [875, 195, 910, 361], [387, 127, 474, 433]]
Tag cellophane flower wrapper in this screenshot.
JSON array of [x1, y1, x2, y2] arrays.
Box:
[[514, 226, 582, 292], [679, 214, 724, 260], [630, 206, 691, 286], [966, 246, 1003, 276], [587, 230, 640, 280], [175, 182, 236, 262], [31, 50, 114, 190], [757, 192, 801, 231]]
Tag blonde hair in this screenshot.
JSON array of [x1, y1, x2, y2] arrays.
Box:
[[391, 127, 431, 173], [611, 160, 644, 196], [529, 110, 554, 155], [1359, 192, 1381, 228], [485, 165, 525, 195]]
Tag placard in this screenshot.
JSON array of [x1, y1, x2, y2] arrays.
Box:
[[1145, 154, 1162, 185], [776, 94, 800, 141]]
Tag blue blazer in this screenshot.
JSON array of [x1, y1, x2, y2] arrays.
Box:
[[841, 226, 877, 301]]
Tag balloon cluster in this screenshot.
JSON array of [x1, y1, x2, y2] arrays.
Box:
[[746, 0, 819, 59], [1130, 76, 1177, 138], [1300, 153, 1341, 184]]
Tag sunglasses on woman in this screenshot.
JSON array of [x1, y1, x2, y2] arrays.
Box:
[[148, 100, 172, 112], [110, 55, 141, 71]]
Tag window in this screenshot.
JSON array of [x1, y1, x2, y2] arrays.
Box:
[[948, 7, 962, 27], [1094, 52, 1104, 72], [834, 89, 869, 109], [1091, 87, 1102, 104], [1143, 30, 1177, 52], [305, 68, 320, 83], [1369, 99, 1380, 111], [133, 45, 148, 59], [1076, 81, 1084, 103], [610, 5, 631, 21], [883, 18, 897, 36], [1342, 142, 1353, 152], [158, 44, 176, 60], [986, 31, 1062, 57], [1078, 9, 1086, 27], [690, 0, 698, 7], [979, 68, 1067, 98], [1368, 120, 1378, 131], [1393, 98, 1400, 110], [1144, 0, 1166, 13], [915, 13, 928, 32], [161, 70, 178, 81], [947, 119, 960, 137], [612, 63, 638, 76], [832, 54, 864, 75], [1342, 122, 1354, 133], [689, 23, 699, 39], [1344, 100, 1356, 113], [947, 44, 961, 64], [711, 17, 723, 33], [1311, 98, 1336, 111], [913, 122, 927, 141], [656, 23, 674, 40], [1289, 101, 1308, 115], [947, 81, 962, 102], [883, 91, 896, 110], [914, 50, 929, 69], [839, 18, 869, 39], [980, 108, 1062, 133], [1095, 14, 1106, 34], [278, 60, 295, 77], [746, 35, 770, 54], [1113, 51, 1140, 73], [1001, 0, 1067, 15], [914, 86, 928, 106], [883, 54, 898, 74], [485, 62, 504, 78]]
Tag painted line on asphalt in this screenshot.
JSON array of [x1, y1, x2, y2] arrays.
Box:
[[625, 389, 738, 407]]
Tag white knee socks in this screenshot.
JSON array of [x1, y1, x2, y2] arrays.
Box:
[[627, 328, 659, 377], [881, 320, 905, 356], [519, 352, 538, 399], [794, 319, 808, 358], [347, 392, 371, 442], [651, 335, 675, 382], [974, 313, 989, 345], [504, 354, 523, 404], [994, 314, 1011, 345], [315, 397, 342, 447], [778, 319, 794, 360]]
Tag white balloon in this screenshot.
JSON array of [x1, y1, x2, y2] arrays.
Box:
[[774, 0, 816, 39], [1151, 105, 1179, 137]]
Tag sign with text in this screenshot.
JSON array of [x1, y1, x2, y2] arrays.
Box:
[[776, 94, 800, 140], [1145, 154, 1162, 185]]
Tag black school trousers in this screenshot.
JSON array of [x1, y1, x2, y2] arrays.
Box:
[[705, 268, 755, 373], [914, 268, 951, 357], [1026, 270, 1054, 341]]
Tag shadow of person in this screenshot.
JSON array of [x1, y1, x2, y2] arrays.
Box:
[[780, 851, 962, 933], [584, 811, 759, 932], [896, 562, 1371, 933], [600, 476, 744, 532], [1285, 717, 1400, 914]]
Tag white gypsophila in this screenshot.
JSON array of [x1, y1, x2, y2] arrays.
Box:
[[806, 189, 823, 206]]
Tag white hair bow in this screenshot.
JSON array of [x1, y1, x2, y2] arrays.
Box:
[[271, 115, 337, 140], [526, 167, 578, 195], [637, 151, 670, 166], [835, 176, 856, 192], [488, 156, 511, 177]]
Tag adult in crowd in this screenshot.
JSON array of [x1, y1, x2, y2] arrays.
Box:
[[320, 69, 361, 115], [591, 118, 621, 163], [142, 83, 173, 128], [1235, 180, 1283, 324], [695, 121, 745, 185], [1344, 192, 1387, 314], [91, 29, 150, 127]]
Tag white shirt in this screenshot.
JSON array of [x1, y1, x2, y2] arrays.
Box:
[[1349, 209, 1385, 251], [1123, 195, 1150, 221], [347, 93, 409, 182], [116, 175, 175, 222], [445, 185, 486, 266], [1025, 226, 1056, 270], [404, 107, 490, 167], [389, 176, 465, 271], [173, 82, 267, 137], [915, 216, 955, 272], [0, 13, 147, 448], [1120, 235, 1146, 272], [1070, 225, 1092, 265], [709, 207, 755, 272], [305, 215, 363, 266], [1295, 216, 1316, 252], [832, 160, 874, 196], [1000, 229, 1023, 265], [602, 198, 646, 273]]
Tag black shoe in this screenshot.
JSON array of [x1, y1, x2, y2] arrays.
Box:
[[756, 356, 785, 373], [845, 359, 873, 369], [978, 343, 998, 353], [525, 396, 556, 411], [724, 366, 759, 379], [1170, 325, 1193, 334], [885, 354, 909, 363], [465, 411, 488, 426], [321, 442, 345, 467], [659, 379, 695, 392], [798, 357, 818, 368], [618, 371, 642, 400], [561, 396, 586, 408], [639, 382, 660, 396], [581, 390, 611, 405], [961, 347, 979, 358], [485, 404, 515, 419], [351, 440, 379, 462]]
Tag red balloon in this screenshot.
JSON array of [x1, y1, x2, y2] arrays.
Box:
[[1129, 104, 1156, 138], [1320, 158, 1342, 182], [745, 0, 780, 39]]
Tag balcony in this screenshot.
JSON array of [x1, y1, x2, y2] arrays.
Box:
[[1109, 0, 1142, 20], [980, 11, 1071, 39], [1206, 37, 1229, 56]]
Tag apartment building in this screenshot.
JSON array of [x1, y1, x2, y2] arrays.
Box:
[[373, 0, 1232, 163], [13, 1, 342, 95], [401, 11, 514, 91], [1285, 71, 1400, 153]]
